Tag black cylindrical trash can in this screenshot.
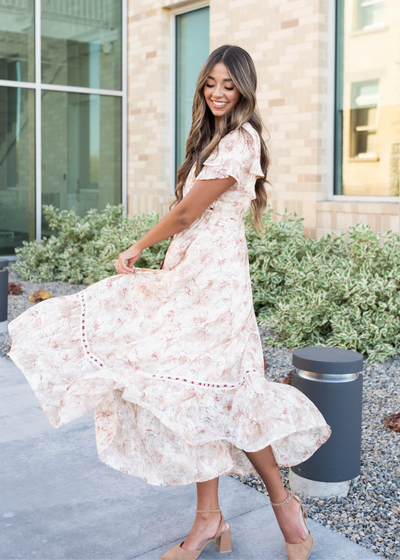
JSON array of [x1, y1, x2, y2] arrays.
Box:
[[0, 260, 9, 334], [289, 346, 363, 496]]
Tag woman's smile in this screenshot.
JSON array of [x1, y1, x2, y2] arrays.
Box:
[[211, 100, 228, 109]]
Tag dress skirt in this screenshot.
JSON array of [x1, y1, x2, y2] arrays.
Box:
[[7, 122, 332, 486]]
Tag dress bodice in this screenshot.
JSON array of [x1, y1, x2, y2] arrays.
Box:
[[182, 121, 264, 221]]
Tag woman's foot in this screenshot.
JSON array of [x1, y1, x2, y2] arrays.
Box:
[[271, 493, 309, 545], [181, 511, 227, 551]]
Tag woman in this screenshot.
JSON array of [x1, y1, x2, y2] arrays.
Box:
[[7, 45, 331, 560]]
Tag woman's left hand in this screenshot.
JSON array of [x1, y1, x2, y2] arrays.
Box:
[[114, 244, 143, 274]]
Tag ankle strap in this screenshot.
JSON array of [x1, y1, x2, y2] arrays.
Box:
[[196, 508, 221, 513], [270, 490, 295, 506]]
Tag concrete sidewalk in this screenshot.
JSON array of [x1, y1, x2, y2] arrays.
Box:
[[0, 356, 379, 560]]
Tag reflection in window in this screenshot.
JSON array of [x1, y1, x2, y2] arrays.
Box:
[[0, 87, 35, 255], [41, 91, 121, 236], [41, 0, 122, 90], [0, 0, 35, 82], [334, 0, 399, 196], [350, 81, 379, 158], [356, 0, 385, 31]]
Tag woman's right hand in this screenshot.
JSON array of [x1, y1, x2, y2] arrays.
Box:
[[114, 244, 143, 274]]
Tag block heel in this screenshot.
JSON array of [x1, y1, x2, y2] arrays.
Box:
[[216, 524, 232, 553], [160, 508, 232, 559]]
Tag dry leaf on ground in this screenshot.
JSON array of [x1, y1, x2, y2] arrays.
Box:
[[383, 412, 400, 433], [8, 282, 23, 295], [28, 290, 52, 303], [280, 369, 294, 385]]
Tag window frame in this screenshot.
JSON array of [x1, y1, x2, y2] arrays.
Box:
[[169, 0, 210, 195], [329, 0, 398, 202], [0, 0, 127, 259]]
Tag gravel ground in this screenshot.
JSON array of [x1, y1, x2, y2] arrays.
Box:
[[1, 270, 399, 559]]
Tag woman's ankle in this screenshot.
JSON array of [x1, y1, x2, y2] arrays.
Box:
[[270, 488, 290, 505], [196, 510, 221, 521]]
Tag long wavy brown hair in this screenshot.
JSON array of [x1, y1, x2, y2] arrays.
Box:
[[169, 44, 271, 236]]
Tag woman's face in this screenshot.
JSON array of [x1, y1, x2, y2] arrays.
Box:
[[203, 62, 241, 127]]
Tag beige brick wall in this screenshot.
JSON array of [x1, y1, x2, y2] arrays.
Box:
[[126, 0, 400, 238], [316, 201, 400, 240]]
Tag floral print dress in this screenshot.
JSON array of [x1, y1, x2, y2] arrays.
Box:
[[7, 121, 331, 486]]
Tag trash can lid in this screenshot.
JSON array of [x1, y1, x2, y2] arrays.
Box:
[[0, 260, 8, 268], [292, 346, 364, 374]]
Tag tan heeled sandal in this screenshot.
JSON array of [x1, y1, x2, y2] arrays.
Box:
[[160, 508, 232, 560], [270, 490, 314, 560]]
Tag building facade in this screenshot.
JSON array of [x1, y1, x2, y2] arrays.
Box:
[[0, 0, 399, 258]]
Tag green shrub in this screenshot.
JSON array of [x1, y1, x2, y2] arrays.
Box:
[[13, 204, 400, 363], [244, 208, 400, 364], [12, 204, 170, 285]]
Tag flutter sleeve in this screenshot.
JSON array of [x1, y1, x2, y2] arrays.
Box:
[[195, 124, 264, 189]]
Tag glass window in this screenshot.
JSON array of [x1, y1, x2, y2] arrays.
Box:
[[175, 7, 209, 176], [0, 0, 35, 82], [0, 1, 124, 257], [41, 0, 122, 90], [41, 91, 121, 236], [334, 0, 399, 196], [0, 86, 35, 255]]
